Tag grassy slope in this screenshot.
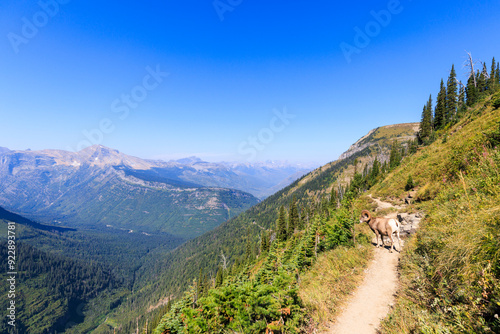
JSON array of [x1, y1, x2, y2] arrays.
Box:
[[369, 92, 500, 333], [299, 243, 373, 330], [137, 123, 416, 296], [98, 124, 416, 332]]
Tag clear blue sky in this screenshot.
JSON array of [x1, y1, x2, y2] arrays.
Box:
[[1, 0, 499, 164]]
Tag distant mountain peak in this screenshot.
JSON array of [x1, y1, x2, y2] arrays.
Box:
[[0, 147, 10, 155], [78, 145, 121, 162], [80, 144, 119, 154], [176, 156, 204, 165], [74, 145, 156, 169]]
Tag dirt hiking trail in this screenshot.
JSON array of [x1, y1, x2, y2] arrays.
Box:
[[325, 196, 403, 334]]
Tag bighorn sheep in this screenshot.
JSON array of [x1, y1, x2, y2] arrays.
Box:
[[359, 210, 401, 253]]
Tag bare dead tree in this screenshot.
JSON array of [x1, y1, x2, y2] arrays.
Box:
[[220, 250, 228, 270], [464, 51, 479, 87]]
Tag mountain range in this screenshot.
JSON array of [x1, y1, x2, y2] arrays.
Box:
[[0, 122, 421, 333], [0, 145, 311, 238]]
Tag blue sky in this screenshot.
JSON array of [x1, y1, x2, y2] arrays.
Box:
[[1, 0, 499, 165]]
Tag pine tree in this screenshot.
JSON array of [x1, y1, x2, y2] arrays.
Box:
[[408, 139, 418, 155], [389, 140, 402, 169], [215, 266, 224, 287], [260, 230, 269, 253], [489, 57, 497, 91], [477, 68, 486, 93], [418, 97, 432, 142], [434, 79, 446, 129], [466, 74, 477, 106], [245, 227, 252, 260], [197, 269, 205, 298], [419, 95, 433, 140], [362, 164, 369, 178], [329, 187, 338, 209], [320, 196, 330, 217], [288, 196, 299, 235], [458, 83, 465, 109], [297, 208, 304, 230], [446, 65, 457, 123], [405, 175, 414, 191], [496, 62, 500, 86], [371, 157, 380, 178], [277, 205, 287, 242]]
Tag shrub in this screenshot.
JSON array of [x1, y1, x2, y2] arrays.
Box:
[[404, 175, 414, 191], [492, 97, 500, 109]]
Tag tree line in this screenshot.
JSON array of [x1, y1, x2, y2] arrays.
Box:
[[419, 54, 500, 143]]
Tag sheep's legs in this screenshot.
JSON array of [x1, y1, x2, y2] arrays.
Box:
[[389, 235, 395, 253], [377, 234, 382, 248]]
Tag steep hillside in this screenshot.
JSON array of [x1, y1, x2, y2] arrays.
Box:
[[0, 223, 122, 334], [0, 205, 75, 233], [374, 91, 500, 333], [0, 208, 186, 334], [149, 123, 417, 289], [143, 66, 500, 333], [281, 122, 418, 200], [98, 123, 417, 331]]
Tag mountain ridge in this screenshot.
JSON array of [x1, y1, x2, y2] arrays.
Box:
[[0, 145, 312, 199], [98, 121, 420, 331]]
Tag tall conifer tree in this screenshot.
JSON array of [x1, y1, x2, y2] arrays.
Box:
[[371, 157, 380, 178], [477, 67, 486, 93], [215, 266, 224, 287], [446, 65, 457, 123], [277, 205, 287, 242], [245, 227, 252, 260], [389, 140, 402, 169], [496, 62, 500, 86], [419, 95, 432, 141], [288, 196, 298, 236], [489, 57, 497, 90], [466, 74, 477, 106], [329, 187, 338, 209], [458, 83, 466, 113], [197, 269, 205, 298], [434, 79, 446, 129]]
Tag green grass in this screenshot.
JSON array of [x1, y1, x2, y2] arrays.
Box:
[[377, 92, 500, 333], [299, 244, 372, 331]]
